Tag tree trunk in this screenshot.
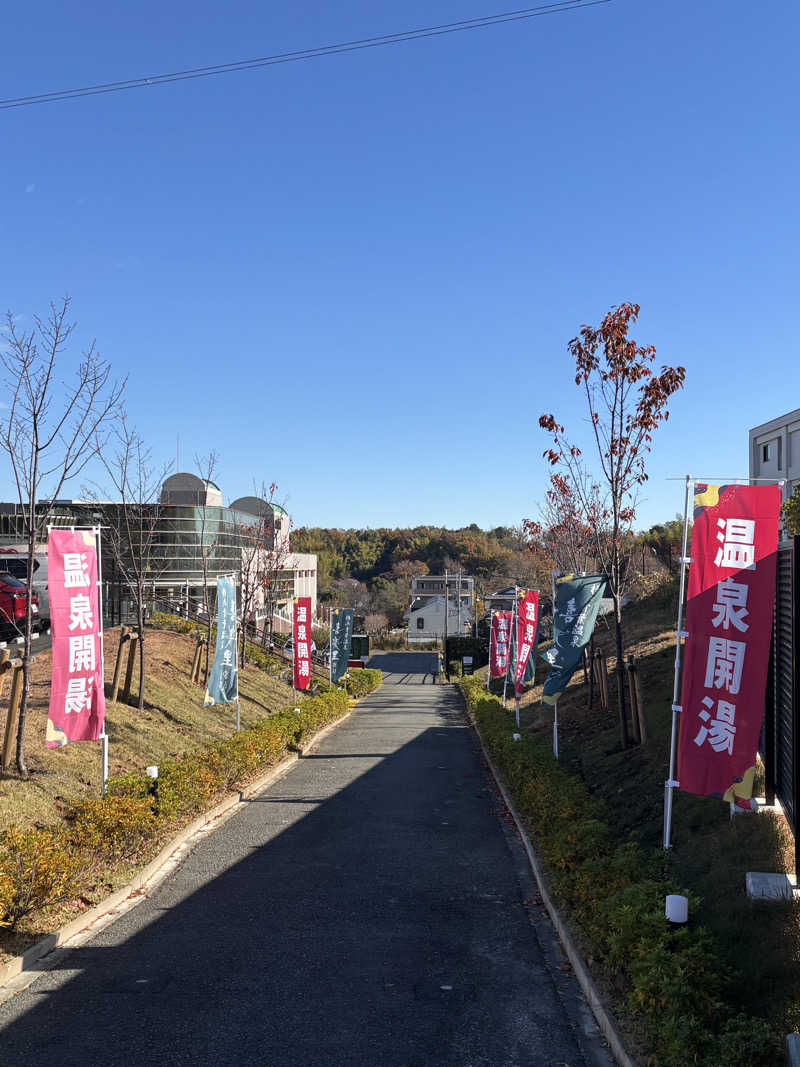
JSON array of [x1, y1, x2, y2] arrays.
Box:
[[588, 633, 595, 710], [15, 522, 37, 777], [614, 598, 629, 748], [137, 600, 146, 711]]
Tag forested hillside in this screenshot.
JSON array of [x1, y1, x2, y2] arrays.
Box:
[[291, 519, 683, 630], [291, 525, 548, 627]]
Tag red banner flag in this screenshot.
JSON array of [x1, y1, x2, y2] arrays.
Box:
[[47, 528, 106, 748], [677, 483, 781, 799], [489, 611, 512, 678], [514, 590, 539, 695], [293, 596, 312, 691]]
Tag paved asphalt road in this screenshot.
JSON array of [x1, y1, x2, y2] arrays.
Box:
[[0, 652, 612, 1067]]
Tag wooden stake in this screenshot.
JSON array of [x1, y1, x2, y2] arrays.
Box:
[[631, 656, 647, 742], [626, 657, 640, 744], [0, 649, 10, 701], [1, 658, 25, 773], [110, 627, 130, 703], [121, 633, 139, 705]]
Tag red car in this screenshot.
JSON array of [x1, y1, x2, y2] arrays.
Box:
[[0, 573, 39, 637]]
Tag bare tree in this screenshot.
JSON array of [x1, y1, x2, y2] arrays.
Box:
[[256, 486, 293, 649], [363, 612, 389, 636], [234, 481, 284, 666], [91, 418, 170, 708], [0, 298, 124, 775], [194, 451, 219, 679]]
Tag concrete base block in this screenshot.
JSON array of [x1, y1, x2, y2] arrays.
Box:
[[745, 871, 797, 901]]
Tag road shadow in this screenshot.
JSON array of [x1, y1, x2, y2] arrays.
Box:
[[0, 694, 596, 1067]]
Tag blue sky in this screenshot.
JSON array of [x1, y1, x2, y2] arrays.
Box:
[[2, 0, 798, 532]]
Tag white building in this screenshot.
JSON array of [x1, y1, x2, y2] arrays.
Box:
[[230, 495, 317, 631], [749, 407, 800, 505], [405, 573, 474, 643], [405, 596, 473, 643]]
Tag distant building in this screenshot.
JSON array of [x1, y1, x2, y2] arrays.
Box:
[[0, 473, 317, 627], [483, 586, 517, 615], [405, 574, 473, 642], [749, 408, 800, 508]]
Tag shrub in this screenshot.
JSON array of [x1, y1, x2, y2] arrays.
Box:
[[345, 669, 381, 698], [150, 611, 198, 636], [66, 796, 156, 861], [106, 771, 152, 799], [245, 646, 284, 674], [0, 826, 80, 929]]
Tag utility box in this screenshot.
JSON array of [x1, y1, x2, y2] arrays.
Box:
[[351, 634, 370, 663]]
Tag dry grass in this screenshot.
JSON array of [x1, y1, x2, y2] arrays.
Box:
[[0, 626, 301, 833]]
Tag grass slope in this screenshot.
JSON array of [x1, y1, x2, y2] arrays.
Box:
[[0, 626, 303, 833]]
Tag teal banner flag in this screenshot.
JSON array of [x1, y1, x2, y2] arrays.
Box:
[[204, 575, 238, 706], [541, 574, 606, 707], [330, 608, 354, 683]]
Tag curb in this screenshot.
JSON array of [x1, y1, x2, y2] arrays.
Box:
[[466, 711, 637, 1067], [0, 705, 355, 997]]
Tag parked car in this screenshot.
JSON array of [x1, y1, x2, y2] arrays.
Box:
[[280, 637, 316, 656], [0, 573, 39, 637], [0, 550, 49, 624]]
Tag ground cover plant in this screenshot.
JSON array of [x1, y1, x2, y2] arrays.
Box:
[[464, 580, 798, 1065]]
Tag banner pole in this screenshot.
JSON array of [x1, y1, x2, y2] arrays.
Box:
[[503, 587, 517, 709], [663, 474, 693, 850], [551, 570, 559, 760], [236, 576, 241, 732], [95, 525, 109, 797], [329, 610, 333, 685], [292, 598, 296, 704], [486, 612, 493, 691]]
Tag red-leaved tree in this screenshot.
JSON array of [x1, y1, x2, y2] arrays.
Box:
[[539, 302, 685, 747]]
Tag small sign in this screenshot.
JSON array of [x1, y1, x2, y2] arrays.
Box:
[[462, 655, 474, 675]]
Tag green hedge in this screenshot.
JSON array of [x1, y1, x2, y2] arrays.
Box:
[[345, 668, 382, 698], [459, 676, 778, 1067], [0, 689, 350, 931]]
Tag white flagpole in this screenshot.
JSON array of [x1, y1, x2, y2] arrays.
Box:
[[551, 570, 559, 760], [291, 598, 296, 705], [94, 525, 109, 797], [486, 612, 494, 691], [236, 574, 241, 732], [663, 475, 693, 849], [503, 587, 517, 709]]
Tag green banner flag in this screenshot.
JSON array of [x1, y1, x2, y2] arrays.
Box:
[[204, 575, 238, 707], [330, 608, 354, 683], [541, 574, 606, 707]]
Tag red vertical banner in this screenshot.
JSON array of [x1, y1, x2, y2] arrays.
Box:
[[293, 596, 312, 691], [47, 528, 106, 748], [490, 611, 512, 677], [677, 484, 781, 800], [514, 590, 539, 695]]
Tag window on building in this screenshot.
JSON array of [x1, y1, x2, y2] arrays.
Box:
[[778, 436, 783, 470], [763, 443, 772, 462], [417, 617, 425, 630]]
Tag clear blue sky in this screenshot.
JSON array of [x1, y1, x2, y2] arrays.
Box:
[[2, 1, 798, 531]]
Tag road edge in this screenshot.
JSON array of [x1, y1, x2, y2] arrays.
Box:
[[464, 697, 638, 1067], [0, 703, 356, 998]]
